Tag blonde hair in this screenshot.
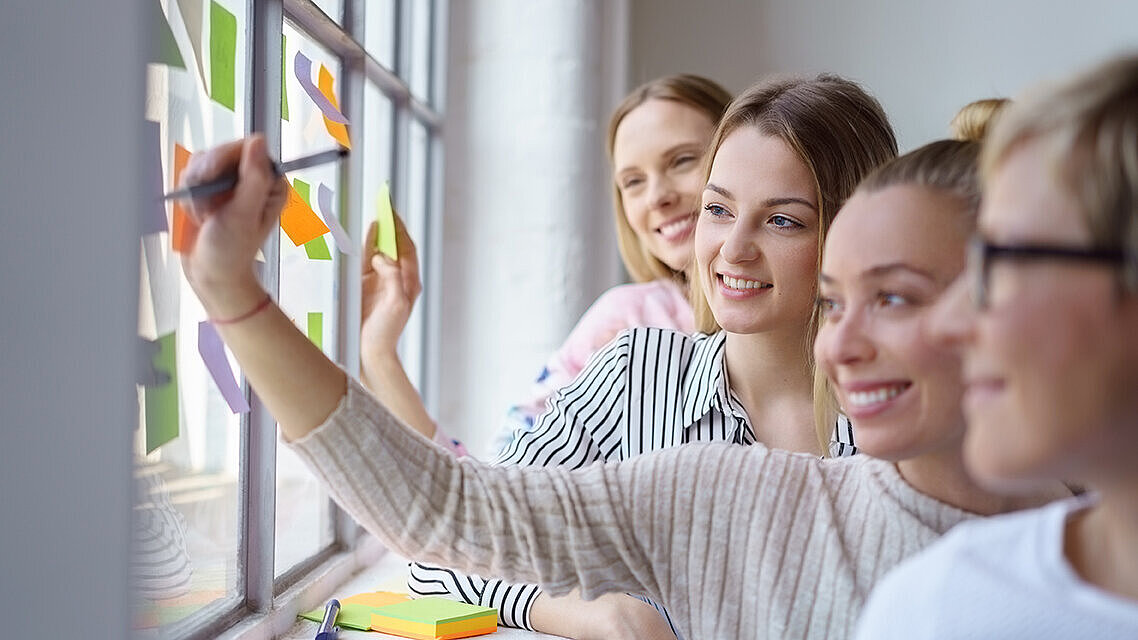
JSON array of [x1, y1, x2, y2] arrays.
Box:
[[982, 54, 1138, 291], [688, 74, 898, 347], [607, 75, 733, 284], [814, 139, 984, 452], [949, 98, 1010, 142]]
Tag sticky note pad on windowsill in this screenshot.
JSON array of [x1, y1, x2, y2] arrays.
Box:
[[369, 597, 497, 640], [376, 181, 398, 260], [299, 591, 411, 631]]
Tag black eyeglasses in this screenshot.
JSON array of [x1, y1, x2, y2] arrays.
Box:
[[967, 236, 1129, 309]]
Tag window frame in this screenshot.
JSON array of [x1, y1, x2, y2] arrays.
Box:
[[148, 1, 446, 637]]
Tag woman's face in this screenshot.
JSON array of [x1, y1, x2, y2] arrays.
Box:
[[814, 185, 969, 461], [613, 99, 717, 272], [694, 128, 820, 335], [930, 140, 1138, 489]]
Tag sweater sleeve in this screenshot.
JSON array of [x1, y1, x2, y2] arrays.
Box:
[[408, 334, 636, 629], [285, 375, 717, 606]]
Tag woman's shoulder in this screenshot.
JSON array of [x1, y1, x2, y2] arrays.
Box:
[[586, 279, 694, 332]]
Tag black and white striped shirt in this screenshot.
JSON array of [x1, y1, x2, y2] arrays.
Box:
[[408, 327, 857, 632]]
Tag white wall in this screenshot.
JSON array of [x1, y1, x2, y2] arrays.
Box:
[[631, 0, 1138, 150], [438, 0, 627, 454], [0, 2, 140, 638]]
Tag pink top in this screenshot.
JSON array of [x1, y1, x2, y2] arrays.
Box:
[[493, 278, 695, 455]]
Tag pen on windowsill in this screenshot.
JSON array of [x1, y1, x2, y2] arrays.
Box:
[[161, 147, 349, 201], [315, 598, 340, 640]]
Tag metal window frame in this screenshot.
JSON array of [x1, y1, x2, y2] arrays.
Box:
[[162, 1, 446, 638]]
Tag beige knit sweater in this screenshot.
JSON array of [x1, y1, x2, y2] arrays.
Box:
[[289, 378, 973, 639]]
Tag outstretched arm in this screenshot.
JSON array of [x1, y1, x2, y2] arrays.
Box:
[[359, 216, 438, 441], [179, 136, 346, 440]]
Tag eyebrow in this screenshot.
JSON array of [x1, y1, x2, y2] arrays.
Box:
[[818, 263, 937, 285], [704, 183, 817, 211]]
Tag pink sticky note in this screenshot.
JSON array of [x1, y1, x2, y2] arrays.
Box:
[[317, 183, 356, 255], [197, 321, 250, 414]]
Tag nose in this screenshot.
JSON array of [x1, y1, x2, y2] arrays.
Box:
[[648, 173, 679, 210], [718, 220, 761, 264], [927, 275, 975, 351], [815, 307, 876, 369]]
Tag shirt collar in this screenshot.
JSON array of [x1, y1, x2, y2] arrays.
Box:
[[680, 331, 734, 427]]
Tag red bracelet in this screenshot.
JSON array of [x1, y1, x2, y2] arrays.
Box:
[[211, 293, 273, 325]]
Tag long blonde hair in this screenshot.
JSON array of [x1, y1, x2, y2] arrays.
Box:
[[607, 75, 733, 284]]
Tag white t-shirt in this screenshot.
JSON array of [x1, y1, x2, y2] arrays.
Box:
[[855, 496, 1138, 639]]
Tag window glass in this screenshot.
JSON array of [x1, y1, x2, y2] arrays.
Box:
[[364, 0, 397, 70], [400, 118, 431, 383], [311, 0, 343, 24], [275, 20, 343, 577], [135, 0, 249, 629], [408, 0, 434, 102]]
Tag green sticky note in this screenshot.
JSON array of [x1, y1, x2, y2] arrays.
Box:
[[304, 236, 332, 260], [376, 182, 398, 259], [145, 332, 179, 454], [307, 312, 323, 350], [300, 603, 381, 631], [294, 177, 310, 203], [209, 1, 236, 111], [281, 34, 289, 121], [154, 1, 186, 69]]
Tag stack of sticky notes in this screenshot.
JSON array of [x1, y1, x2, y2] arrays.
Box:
[[369, 596, 497, 640], [300, 591, 411, 631]]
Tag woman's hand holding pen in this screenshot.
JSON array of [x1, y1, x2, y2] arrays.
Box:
[[179, 135, 287, 321]]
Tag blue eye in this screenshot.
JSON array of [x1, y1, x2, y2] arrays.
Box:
[[703, 203, 731, 218], [877, 292, 907, 307], [674, 155, 698, 167], [770, 214, 802, 229], [817, 296, 842, 319], [620, 177, 644, 190]]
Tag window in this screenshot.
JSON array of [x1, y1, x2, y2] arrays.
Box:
[[135, 1, 444, 637]]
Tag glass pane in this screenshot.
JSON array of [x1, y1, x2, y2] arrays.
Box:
[[400, 118, 431, 383], [276, 21, 342, 577], [408, 0, 433, 101], [134, 0, 249, 630], [364, 0, 397, 70], [311, 0, 343, 24]]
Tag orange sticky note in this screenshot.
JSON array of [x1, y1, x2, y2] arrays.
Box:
[[341, 591, 412, 608], [280, 181, 330, 246], [171, 144, 200, 253], [318, 64, 351, 149]]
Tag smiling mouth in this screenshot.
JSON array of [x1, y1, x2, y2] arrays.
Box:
[[719, 274, 773, 291], [845, 383, 911, 408], [656, 215, 695, 241]]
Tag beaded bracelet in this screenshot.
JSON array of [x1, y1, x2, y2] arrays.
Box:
[[211, 293, 273, 325]]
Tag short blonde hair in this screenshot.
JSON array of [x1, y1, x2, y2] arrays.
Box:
[[982, 54, 1138, 290], [607, 75, 733, 284], [688, 74, 898, 345]]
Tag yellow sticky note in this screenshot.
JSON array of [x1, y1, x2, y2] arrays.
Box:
[[317, 64, 351, 149], [376, 182, 398, 260], [280, 181, 330, 246], [342, 591, 411, 608]]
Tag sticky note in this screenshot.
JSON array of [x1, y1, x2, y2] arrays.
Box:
[[304, 236, 332, 260], [293, 51, 349, 124], [369, 597, 497, 640], [281, 35, 289, 121], [209, 1, 236, 111], [316, 183, 355, 255], [375, 182, 397, 259], [143, 120, 169, 235], [306, 312, 323, 350], [279, 179, 330, 246], [154, 2, 186, 69], [342, 592, 413, 608], [171, 144, 200, 253], [197, 321, 250, 413], [317, 63, 351, 148], [144, 332, 179, 454], [176, 0, 208, 93]]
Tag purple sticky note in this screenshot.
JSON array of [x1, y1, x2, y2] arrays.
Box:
[[143, 120, 169, 235], [293, 52, 350, 124], [197, 321, 250, 414], [317, 183, 356, 255]]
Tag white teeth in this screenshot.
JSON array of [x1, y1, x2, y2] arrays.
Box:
[[721, 275, 771, 290], [847, 385, 906, 407], [658, 217, 694, 239]]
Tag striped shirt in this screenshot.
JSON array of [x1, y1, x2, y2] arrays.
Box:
[[409, 327, 857, 631]]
